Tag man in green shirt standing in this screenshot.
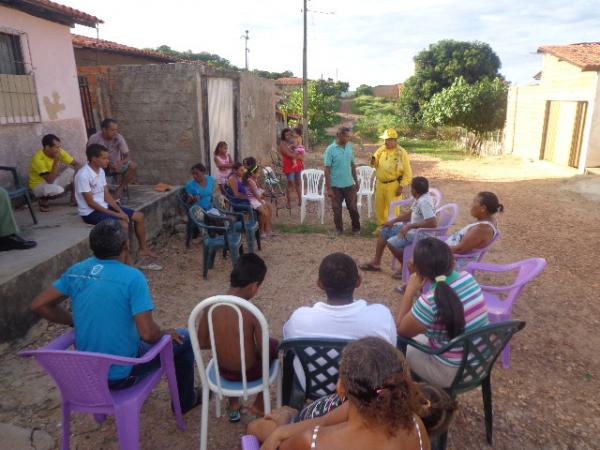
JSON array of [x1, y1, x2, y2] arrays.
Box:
[[324, 127, 360, 235]]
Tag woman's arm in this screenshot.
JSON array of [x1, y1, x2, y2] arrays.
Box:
[[214, 155, 233, 170], [248, 179, 264, 201], [279, 142, 298, 159], [260, 402, 350, 450], [396, 273, 427, 337], [450, 225, 491, 254], [228, 176, 246, 199]]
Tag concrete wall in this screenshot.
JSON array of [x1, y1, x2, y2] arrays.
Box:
[[74, 48, 171, 67], [239, 72, 276, 164], [107, 64, 205, 185], [503, 54, 600, 170], [372, 84, 401, 99], [0, 6, 87, 182]]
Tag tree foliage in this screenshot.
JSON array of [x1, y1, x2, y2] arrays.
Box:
[[422, 77, 508, 150], [151, 46, 294, 79], [400, 40, 503, 121], [280, 79, 348, 144], [354, 84, 373, 96]]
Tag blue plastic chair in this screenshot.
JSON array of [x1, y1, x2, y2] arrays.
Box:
[[0, 166, 37, 224], [188, 205, 243, 279], [223, 185, 261, 253]]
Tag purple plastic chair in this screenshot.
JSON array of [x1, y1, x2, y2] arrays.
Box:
[[465, 258, 547, 368], [387, 187, 442, 221], [241, 435, 261, 450], [392, 203, 460, 283], [19, 330, 185, 450], [450, 230, 501, 269]]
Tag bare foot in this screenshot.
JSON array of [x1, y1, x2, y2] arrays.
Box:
[[39, 203, 50, 212], [139, 248, 158, 258]]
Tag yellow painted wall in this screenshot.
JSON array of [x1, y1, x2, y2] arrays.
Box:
[[504, 54, 599, 169]]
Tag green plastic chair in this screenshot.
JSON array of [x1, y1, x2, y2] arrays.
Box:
[[398, 320, 526, 448], [188, 205, 243, 279], [279, 338, 351, 410]]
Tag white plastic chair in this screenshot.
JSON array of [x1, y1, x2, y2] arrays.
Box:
[[300, 169, 325, 224], [356, 165, 376, 218], [387, 187, 442, 221], [188, 295, 281, 450]]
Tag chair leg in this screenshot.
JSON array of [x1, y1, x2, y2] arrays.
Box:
[[200, 387, 210, 450], [431, 430, 448, 450], [482, 375, 493, 444], [256, 229, 261, 251], [367, 195, 372, 218], [502, 342, 511, 368], [61, 403, 70, 450], [164, 348, 185, 431], [114, 404, 140, 450], [246, 230, 255, 254], [300, 200, 306, 224], [320, 199, 325, 224], [202, 246, 210, 279], [24, 192, 38, 224], [276, 370, 282, 408]]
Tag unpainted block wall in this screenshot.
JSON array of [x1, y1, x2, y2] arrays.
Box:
[[239, 73, 277, 164], [107, 64, 204, 185]]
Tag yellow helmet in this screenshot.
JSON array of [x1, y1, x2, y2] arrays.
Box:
[[380, 129, 398, 140]]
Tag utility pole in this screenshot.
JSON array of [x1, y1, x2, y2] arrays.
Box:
[[241, 30, 250, 70], [302, 0, 309, 149]]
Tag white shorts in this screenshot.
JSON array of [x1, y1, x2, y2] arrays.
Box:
[[32, 167, 74, 197], [406, 334, 458, 388]]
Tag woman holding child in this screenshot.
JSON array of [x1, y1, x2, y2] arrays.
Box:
[[249, 337, 457, 450], [278, 127, 304, 208]]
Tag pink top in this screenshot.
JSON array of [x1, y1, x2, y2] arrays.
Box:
[[215, 154, 232, 183]]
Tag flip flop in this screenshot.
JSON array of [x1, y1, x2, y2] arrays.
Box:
[[226, 405, 241, 423], [139, 263, 163, 271], [391, 272, 404, 280], [359, 263, 381, 272], [39, 204, 50, 212]]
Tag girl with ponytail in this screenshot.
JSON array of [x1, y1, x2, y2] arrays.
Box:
[[395, 237, 489, 388]]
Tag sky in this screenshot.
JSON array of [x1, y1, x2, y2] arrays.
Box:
[[65, 0, 600, 89]]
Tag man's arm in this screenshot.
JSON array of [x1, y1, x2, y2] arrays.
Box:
[[82, 189, 125, 220], [40, 156, 61, 184], [324, 166, 333, 198], [31, 287, 73, 326], [134, 311, 183, 345], [103, 186, 125, 215], [351, 162, 358, 187], [399, 216, 437, 236]]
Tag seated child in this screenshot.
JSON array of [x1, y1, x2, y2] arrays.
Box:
[[197, 253, 277, 422]]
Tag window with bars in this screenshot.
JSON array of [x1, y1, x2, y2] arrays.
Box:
[[0, 31, 40, 124]]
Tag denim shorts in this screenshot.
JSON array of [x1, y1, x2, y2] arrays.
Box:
[[285, 171, 301, 181], [82, 206, 135, 225], [380, 223, 415, 250]]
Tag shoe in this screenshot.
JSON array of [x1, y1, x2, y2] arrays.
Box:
[[226, 405, 241, 423], [0, 234, 37, 251]]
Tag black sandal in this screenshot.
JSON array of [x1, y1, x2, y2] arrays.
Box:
[[359, 262, 382, 272]]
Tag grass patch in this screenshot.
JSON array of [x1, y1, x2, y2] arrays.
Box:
[[399, 138, 467, 161], [274, 220, 378, 238], [274, 223, 329, 234]]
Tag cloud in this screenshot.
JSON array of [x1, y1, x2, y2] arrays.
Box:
[[67, 0, 600, 88]]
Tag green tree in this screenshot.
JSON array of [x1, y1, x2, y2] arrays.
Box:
[[251, 69, 294, 79], [153, 45, 238, 70], [354, 84, 373, 96], [281, 79, 347, 144], [422, 77, 508, 152], [400, 40, 503, 121]]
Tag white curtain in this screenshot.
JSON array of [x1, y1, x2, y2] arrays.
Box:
[[207, 78, 235, 175]]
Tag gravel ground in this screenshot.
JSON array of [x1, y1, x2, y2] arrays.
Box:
[[1, 153, 598, 450]]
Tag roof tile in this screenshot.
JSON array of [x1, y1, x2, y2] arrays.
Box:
[[538, 42, 600, 71], [72, 34, 176, 62]]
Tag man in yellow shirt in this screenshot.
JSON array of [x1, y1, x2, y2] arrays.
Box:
[[28, 134, 81, 212], [371, 129, 412, 225]]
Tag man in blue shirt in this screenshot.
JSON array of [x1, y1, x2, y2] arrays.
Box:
[[31, 220, 200, 413], [324, 127, 360, 235]]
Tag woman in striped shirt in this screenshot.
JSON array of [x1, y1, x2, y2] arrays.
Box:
[[396, 238, 489, 388]]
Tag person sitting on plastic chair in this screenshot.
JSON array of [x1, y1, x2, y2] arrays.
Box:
[[197, 253, 278, 423], [359, 177, 437, 278], [30, 220, 202, 414]]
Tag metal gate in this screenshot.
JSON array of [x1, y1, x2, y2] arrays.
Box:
[[78, 75, 96, 137]]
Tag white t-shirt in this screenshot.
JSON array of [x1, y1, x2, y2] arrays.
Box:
[[283, 299, 397, 391], [75, 164, 107, 216], [410, 192, 436, 224]]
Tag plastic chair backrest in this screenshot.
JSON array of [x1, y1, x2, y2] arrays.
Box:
[[429, 188, 442, 209], [437, 203, 459, 229], [465, 258, 547, 311], [19, 329, 170, 406], [301, 169, 325, 197], [188, 295, 272, 401], [356, 166, 375, 194], [447, 321, 526, 394], [279, 338, 350, 403]]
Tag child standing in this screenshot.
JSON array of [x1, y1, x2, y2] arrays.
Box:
[[214, 141, 233, 187], [196, 254, 278, 422], [243, 163, 274, 238]]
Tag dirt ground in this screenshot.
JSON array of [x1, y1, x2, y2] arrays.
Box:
[[1, 153, 599, 450]]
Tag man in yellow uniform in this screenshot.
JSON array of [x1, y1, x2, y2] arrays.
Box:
[[28, 134, 81, 212], [371, 129, 412, 225]]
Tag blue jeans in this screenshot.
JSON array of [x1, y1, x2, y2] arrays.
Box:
[[108, 328, 196, 412], [380, 223, 415, 250]]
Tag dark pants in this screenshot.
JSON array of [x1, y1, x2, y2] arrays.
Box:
[[331, 186, 360, 232], [108, 328, 196, 412]]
